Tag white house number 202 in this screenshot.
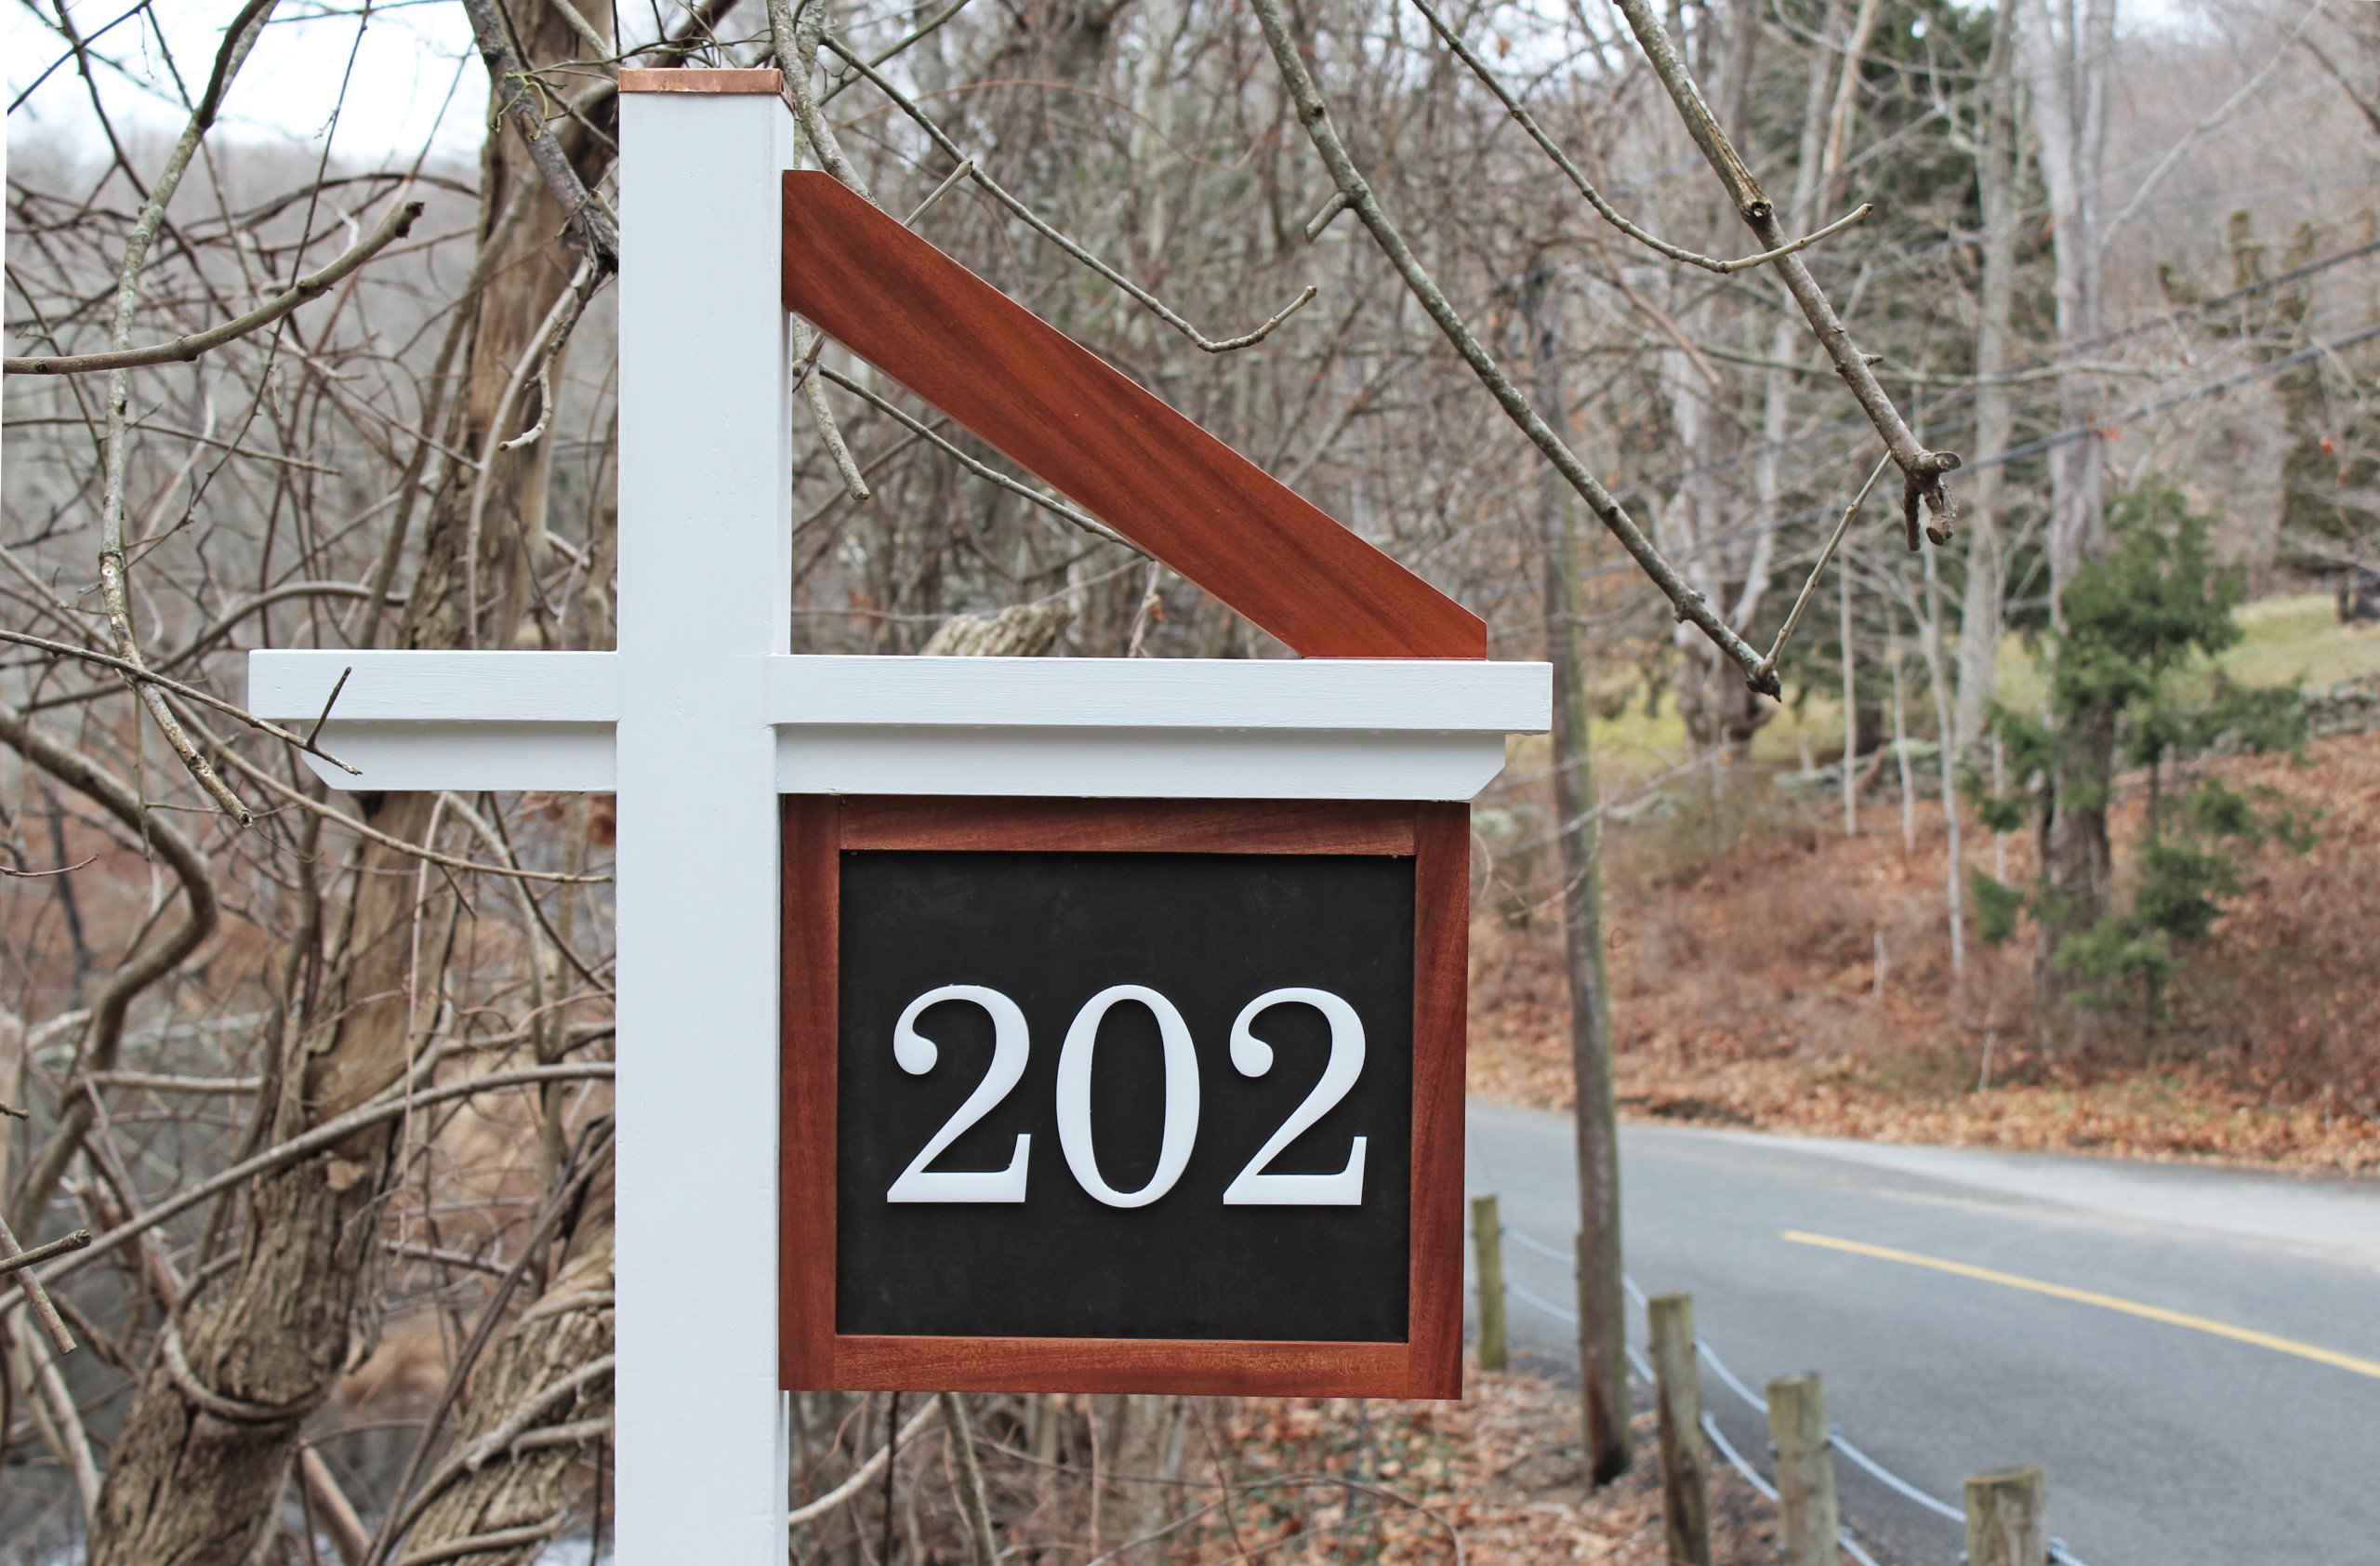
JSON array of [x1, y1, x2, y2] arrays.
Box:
[[882, 985, 1368, 1208]]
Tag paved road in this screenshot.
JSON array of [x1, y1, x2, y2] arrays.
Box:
[[1465, 1103, 2380, 1566]]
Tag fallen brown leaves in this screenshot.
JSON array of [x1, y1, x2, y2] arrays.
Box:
[[1182, 1376, 1775, 1566], [1470, 730, 2380, 1175]]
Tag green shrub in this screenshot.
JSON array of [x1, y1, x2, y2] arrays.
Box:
[[1965, 485, 2310, 1019]]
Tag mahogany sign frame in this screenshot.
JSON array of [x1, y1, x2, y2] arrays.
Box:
[[780, 795, 1470, 1399]]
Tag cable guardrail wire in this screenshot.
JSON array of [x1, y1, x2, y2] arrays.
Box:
[[1503, 1227, 1575, 1265], [1474, 1218, 2093, 1566], [1504, 1279, 1580, 1326]]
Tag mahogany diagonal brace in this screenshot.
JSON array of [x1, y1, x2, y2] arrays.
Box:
[[780, 171, 1486, 660]]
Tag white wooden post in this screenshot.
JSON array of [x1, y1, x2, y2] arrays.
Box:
[[614, 82, 795, 1564]]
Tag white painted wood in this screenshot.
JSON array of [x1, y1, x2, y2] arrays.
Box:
[[776, 726, 1509, 799], [295, 722, 615, 791], [247, 649, 620, 720], [765, 654, 1550, 732], [612, 88, 794, 1566], [245, 651, 1546, 797], [248, 650, 619, 790]]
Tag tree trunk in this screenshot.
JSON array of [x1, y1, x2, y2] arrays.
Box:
[[86, 6, 609, 1559], [1525, 271, 1630, 1486], [398, 1164, 615, 1566], [2018, 0, 2117, 1023], [1954, 0, 2023, 753]]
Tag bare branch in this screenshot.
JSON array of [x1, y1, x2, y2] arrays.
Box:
[[90, 0, 281, 825], [1404, 0, 1871, 275], [34, 1064, 616, 1290], [0, 698, 219, 1247], [938, 1393, 1001, 1566], [390, 1513, 568, 1566], [178, 707, 610, 883], [5, 200, 425, 374], [820, 0, 974, 101], [1601, 0, 1961, 542], [0, 1230, 95, 1278], [469, 260, 607, 642], [0, 627, 362, 775], [2105, 0, 2328, 244], [89, 1071, 263, 1094], [1246, 0, 1778, 694], [0, 1212, 81, 1351], [768, 0, 879, 499], [789, 1399, 946, 1526], [460, 1356, 616, 1472], [458, 0, 620, 270], [814, 365, 1143, 553], [1756, 450, 1894, 684], [819, 34, 1319, 354]]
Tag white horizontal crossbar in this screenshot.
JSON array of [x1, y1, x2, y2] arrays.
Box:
[[247, 649, 1551, 800], [249, 650, 620, 721], [250, 651, 621, 792], [764, 654, 1549, 731]]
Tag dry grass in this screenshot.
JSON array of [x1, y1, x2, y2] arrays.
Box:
[[1178, 1378, 1776, 1566], [1470, 729, 2380, 1174]]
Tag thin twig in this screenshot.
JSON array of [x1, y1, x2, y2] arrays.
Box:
[[89, 1070, 263, 1094], [771, 0, 878, 500], [1602, 0, 1960, 542], [468, 260, 605, 641], [937, 1393, 1000, 1566], [813, 366, 1142, 553], [303, 665, 353, 747], [0, 856, 97, 879], [1246, 0, 1777, 694], [1404, 0, 1870, 275], [36, 1067, 615, 1289], [2105, 0, 2327, 245], [788, 1399, 945, 1526], [0, 628, 362, 774], [177, 708, 607, 883], [0, 1212, 79, 1352], [820, 0, 973, 101], [460, 1355, 616, 1472], [6, 200, 424, 373], [820, 35, 1319, 353], [1757, 449, 1894, 683], [389, 1512, 567, 1566], [92, 0, 281, 826]]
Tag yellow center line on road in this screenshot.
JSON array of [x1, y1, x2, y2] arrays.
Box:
[[1780, 1229, 2380, 1382]]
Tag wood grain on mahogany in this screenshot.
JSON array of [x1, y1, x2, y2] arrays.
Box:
[[1405, 801, 1472, 1399], [831, 1336, 1411, 1397], [619, 67, 782, 92], [838, 796, 1419, 856], [779, 795, 841, 1389], [781, 171, 1485, 661]]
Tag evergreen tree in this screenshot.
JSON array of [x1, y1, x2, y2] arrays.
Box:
[[1968, 485, 2310, 1023]]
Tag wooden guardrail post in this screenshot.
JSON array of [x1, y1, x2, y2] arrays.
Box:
[[1646, 1293, 1712, 1566], [1766, 1373, 1840, 1566], [1470, 1195, 1506, 1372], [1964, 1465, 2047, 1566]]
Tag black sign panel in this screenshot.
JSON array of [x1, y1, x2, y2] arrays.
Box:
[[835, 849, 1414, 1343]]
